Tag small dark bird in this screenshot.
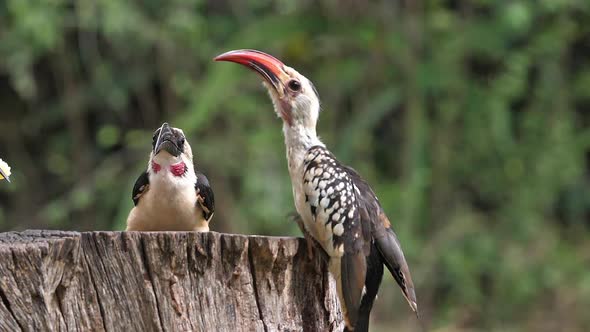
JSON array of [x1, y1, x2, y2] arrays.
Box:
[[216, 50, 417, 331], [126, 123, 214, 231]]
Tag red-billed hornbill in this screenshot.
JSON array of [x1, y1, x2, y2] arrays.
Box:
[[216, 50, 418, 331], [126, 123, 214, 231]]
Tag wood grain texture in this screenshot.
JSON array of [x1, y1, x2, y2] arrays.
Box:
[[0, 231, 343, 332]]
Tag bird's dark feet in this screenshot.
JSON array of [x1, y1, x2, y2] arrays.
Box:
[[289, 212, 329, 265], [303, 230, 315, 261], [289, 212, 315, 261]]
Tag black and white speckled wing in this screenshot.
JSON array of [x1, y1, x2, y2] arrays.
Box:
[[302, 145, 418, 325], [302, 146, 372, 328], [131, 171, 150, 206], [302, 146, 371, 255]]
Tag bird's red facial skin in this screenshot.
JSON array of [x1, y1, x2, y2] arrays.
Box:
[[152, 161, 162, 173], [152, 161, 186, 177], [170, 161, 187, 177], [279, 99, 293, 126]]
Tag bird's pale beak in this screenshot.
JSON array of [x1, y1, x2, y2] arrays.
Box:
[[154, 122, 182, 157], [0, 168, 10, 183], [214, 49, 289, 98]]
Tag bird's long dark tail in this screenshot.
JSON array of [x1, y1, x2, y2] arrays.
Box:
[[374, 225, 418, 314], [354, 247, 384, 332]]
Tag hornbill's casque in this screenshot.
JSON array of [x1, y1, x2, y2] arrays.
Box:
[[126, 123, 214, 231], [215, 50, 418, 331]]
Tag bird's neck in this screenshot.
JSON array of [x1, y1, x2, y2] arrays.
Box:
[[283, 122, 324, 173], [149, 153, 193, 178], [151, 160, 187, 177]]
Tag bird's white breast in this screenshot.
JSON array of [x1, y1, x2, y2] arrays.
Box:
[[127, 171, 207, 231]]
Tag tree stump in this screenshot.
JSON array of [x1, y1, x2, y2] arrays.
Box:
[[0, 231, 343, 332]]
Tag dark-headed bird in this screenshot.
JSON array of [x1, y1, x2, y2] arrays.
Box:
[[216, 50, 417, 331], [126, 123, 214, 231]]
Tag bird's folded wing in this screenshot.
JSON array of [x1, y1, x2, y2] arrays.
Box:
[[131, 171, 150, 206], [195, 172, 215, 222], [343, 164, 418, 314]]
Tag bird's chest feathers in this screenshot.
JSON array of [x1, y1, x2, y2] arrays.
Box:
[[148, 159, 196, 212], [150, 176, 195, 207], [287, 149, 312, 222], [139, 170, 199, 229]]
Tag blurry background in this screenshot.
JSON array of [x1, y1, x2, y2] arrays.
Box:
[[0, 0, 589, 331]]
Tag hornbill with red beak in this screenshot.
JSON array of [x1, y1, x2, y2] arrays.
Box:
[[216, 50, 418, 331], [126, 123, 214, 231]]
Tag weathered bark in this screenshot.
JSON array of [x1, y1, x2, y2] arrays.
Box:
[[0, 231, 343, 332]]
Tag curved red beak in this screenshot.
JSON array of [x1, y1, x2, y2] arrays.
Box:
[[214, 49, 288, 94]]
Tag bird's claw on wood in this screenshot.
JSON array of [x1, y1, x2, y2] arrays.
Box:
[[289, 212, 315, 261]]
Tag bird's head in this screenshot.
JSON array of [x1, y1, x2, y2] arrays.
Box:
[[149, 122, 193, 177], [215, 49, 320, 130]]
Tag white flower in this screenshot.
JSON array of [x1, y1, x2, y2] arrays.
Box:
[[0, 158, 11, 182]]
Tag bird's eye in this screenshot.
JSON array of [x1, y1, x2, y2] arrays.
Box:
[[288, 80, 301, 92]]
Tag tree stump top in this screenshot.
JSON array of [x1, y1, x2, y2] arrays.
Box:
[[0, 230, 343, 332]]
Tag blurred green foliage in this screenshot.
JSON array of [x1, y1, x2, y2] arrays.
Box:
[[0, 0, 589, 330]]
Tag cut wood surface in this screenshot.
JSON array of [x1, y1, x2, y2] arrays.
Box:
[[0, 231, 343, 332]]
